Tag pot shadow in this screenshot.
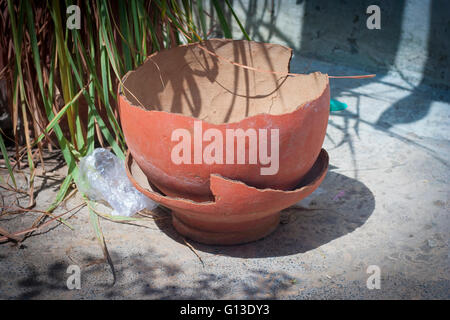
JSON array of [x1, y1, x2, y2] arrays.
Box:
[[153, 169, 374, 258]]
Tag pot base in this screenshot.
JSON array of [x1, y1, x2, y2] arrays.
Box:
[[126, 149, 330, 247], [172, 212, 280, 245]]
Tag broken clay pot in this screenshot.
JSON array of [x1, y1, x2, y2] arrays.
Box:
[[118, 39, 330, 201], [125, 149, 329, 245]]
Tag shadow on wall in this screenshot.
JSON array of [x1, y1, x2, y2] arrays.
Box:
[[239, 0, 449, 128], [298, 0, 450, 128], [154, 171, 375, 258], [298, 0, 404, 76], [376, 0, 450, 129]]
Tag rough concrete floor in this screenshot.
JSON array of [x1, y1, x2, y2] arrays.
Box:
[[0, 56, 449, 299]]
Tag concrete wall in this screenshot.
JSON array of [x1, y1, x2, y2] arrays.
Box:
[[230, 0, 449, 89]]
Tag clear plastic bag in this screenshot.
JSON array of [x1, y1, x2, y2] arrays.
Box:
[[77, 148, 158, 216]]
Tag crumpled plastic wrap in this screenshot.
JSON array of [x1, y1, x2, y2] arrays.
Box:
[[77, 148, 158, 216]]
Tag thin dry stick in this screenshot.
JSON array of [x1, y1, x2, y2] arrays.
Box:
[[0, 203, 85, 242], [85, 201, 154, 229], [0, 225, 21, 242], [0, 184, 28, 194], [182, 236, 205, 268], [119, 78, 147, 108], [61, 188, 78, 208], [195, 43, 376, 79], [137, 209, 170, 221], [1, 205, 78, 225]]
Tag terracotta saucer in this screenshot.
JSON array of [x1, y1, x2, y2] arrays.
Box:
[[125, 149, 329, 245]]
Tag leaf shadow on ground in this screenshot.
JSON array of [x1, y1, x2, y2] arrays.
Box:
[[10, 248, 449, 299], [8, 248, 306, 299]]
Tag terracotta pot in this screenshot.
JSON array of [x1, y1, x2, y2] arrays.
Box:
[[118, 39, 330, 201], [126, 149, 329, 245]]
